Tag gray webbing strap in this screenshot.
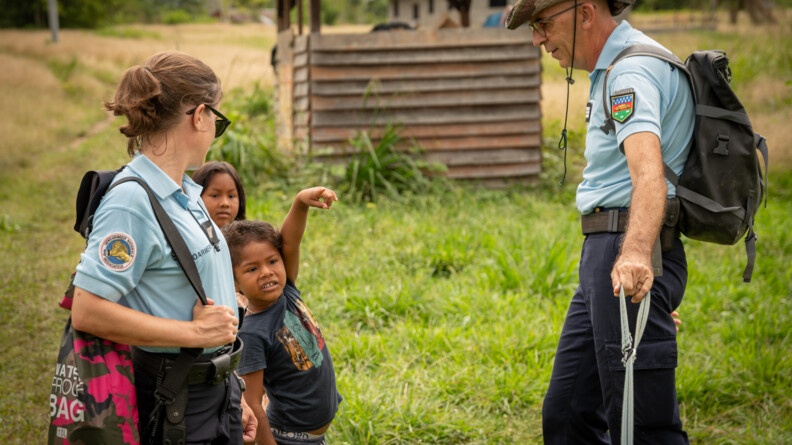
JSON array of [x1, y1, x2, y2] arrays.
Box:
[[696, 104, 752, 126], [619, 287, 651, 445], [662, 164, 746, 220]]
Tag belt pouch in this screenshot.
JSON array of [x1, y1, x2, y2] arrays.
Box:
[[661, 197, 681, 252]]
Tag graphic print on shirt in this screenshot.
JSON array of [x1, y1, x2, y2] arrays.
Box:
[[276, 298, 325, 371], [99, 232, 136, 271], [611, 88, 635, 124]]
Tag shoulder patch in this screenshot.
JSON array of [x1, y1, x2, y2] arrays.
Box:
[[99, 232, 136, 271], [611, 88, 635, 124]]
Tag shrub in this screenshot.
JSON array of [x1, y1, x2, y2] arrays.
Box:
[[206, 85, 289, 188], [161, 9, 194, 24], [342, 125, 441, 203]]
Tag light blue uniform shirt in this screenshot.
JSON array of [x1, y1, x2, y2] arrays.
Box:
[[577, 21, 694, 214], [73, 154, 237, 353]]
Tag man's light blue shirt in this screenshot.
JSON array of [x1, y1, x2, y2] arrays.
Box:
[[576, 21, 694, 214]]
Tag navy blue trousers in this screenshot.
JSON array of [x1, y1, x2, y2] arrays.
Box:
[[136, 367, 244, 445], [542, 233, 689, 444]]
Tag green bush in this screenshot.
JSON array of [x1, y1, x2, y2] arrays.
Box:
[[342, 125, 441, 203], [209, 86, 446, 202], [207, 84, 297, 191], [161, 9, 194, 24]]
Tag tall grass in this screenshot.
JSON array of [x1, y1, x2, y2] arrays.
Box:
[[0, 15, 791, 444]]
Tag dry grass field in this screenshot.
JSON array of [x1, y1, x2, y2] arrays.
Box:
[[0, 23, 276, 176]]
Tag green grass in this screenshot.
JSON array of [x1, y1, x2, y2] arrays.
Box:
[[1, 16, 791, 445], [258, 182, 789, 444]]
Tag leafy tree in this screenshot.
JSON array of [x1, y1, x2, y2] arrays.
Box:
[[0, 0, 209, 29], [0, 0, 47, 28]]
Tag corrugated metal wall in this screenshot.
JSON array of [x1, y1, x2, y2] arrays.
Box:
[[285, 27, 542, 187]]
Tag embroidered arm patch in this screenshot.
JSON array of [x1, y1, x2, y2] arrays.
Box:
[[610, 88, 635, 124], [100, 232, 136, 271]]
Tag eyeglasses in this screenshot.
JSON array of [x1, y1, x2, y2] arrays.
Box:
[[186, 104, 232, 138], [528, 3, 582, 37]]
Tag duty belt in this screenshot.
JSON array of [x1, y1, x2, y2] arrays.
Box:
[[132, 337, 243, 385], [580, 198, 680, 236], [579, 199, 682, 277], [581, 208, 628, 234]]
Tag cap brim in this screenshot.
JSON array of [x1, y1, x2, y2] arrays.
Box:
[[505, 0, 535, 30]]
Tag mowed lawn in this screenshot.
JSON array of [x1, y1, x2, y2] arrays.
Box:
[[1, 12, 791, 444]]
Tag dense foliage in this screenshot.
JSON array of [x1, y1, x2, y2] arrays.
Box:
[[0, 0, 210, 28], [0, 0, 390, 28]]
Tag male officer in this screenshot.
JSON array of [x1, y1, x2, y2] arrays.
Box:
[[507, 0, 693, 443]]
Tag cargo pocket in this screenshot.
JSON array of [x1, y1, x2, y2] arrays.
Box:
[[606, 337, 682, 428], [606, 336, 678, 372]]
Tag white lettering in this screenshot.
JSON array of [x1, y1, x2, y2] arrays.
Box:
[[56, 397, 69, 420], [51, 375, 83, 398], [52, 396, 84, 422], [55, 363, 80, 379], [71, 399, 84, 422]]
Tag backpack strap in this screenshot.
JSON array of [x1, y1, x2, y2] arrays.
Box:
[[740, 131, 768, 284], [663, 164, 746, 221], [106, 177, 206, 444], [599, 44, 688, 136], [601, 47, 754, 228]]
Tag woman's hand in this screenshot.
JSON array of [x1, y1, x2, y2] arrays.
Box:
[[191, 298, 238, 347]]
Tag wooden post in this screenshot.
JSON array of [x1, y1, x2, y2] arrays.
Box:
[[279, 0, 292, 32], [310, 0, 321, 34], [298, 0, 303, 35], [47, 0, 59, 43]]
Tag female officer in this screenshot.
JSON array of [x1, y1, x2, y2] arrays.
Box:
[[70, 51, 255, 444]]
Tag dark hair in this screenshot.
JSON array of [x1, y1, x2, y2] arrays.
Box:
[[192, 161, 247, 221], [104, 51, 222, 157], [222, 220, 282, 267]]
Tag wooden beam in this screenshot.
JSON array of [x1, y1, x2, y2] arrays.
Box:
[[310, 46, 535, 66], [311, 121, 541, 143], [311, 104, 540, 126], [310, 60, 539, 81], [311, 88, 540, 111], [310, 28, 537, 52], [310, 74, 540, 96], [315, 135, 543, 152]]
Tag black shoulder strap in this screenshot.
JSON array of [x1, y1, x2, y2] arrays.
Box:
[[106, 177, 205, 408], [599, 44, 688, 135]]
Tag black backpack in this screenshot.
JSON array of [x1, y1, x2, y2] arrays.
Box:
[[74, 168, 124, 238], [601, 44, 769, 283]]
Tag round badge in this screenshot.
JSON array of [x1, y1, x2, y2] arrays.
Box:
[[99, 232, 136, 271]]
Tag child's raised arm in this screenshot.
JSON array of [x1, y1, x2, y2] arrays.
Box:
[[280, 187, 337, 282]]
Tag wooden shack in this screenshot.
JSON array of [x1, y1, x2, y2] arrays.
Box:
[[273, 2, 542, 187]]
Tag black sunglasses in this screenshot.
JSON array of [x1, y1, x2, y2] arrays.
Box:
[[186, 104, 232, 138], [529, 3, 582, 37]]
